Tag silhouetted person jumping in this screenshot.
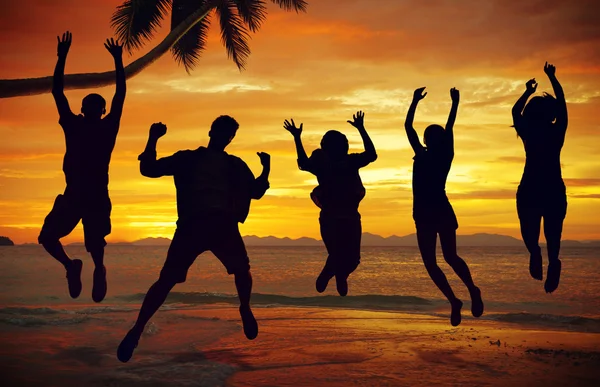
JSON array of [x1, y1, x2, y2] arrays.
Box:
[[284, 112, 377, 296], [38, 31, 126, 303], [512, 62, 568, 294], [117, 117, 270, 363], [405, 87, 483, 326]]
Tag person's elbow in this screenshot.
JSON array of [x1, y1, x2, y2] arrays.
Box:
[[251, 180, 269, 199], [139, 162, 160, 178], [366, 151, 378, 163]]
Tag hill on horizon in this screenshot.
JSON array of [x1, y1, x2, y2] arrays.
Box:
[[58, 233, 600, 247]]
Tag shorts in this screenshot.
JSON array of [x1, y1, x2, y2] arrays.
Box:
[[160, 214, 250, 283], [319, 211, 362, 276], [413, 199, 459, 232], [517, 184, 567, 221], [38, 188, 112, 252]]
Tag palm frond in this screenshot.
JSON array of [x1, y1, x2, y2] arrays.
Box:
[[111, 0, 171, 53], [270, 0, 308, 12], [234, 0, 268, 32], [171, 0, 212, 73], [216, 0, 252, 70]]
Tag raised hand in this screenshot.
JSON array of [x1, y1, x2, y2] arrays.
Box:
[[257, 152, 271, 167], [104, 38, 123, 59], [413, 87, 427, 102], [450, 87, 460, 104], [526, 78, 538, 93], [283, 119, 303, 137], [347, 111, 365, 129], [57, 31, 72, 58], [149, 122, 167, 139], [544, 61, 556, 77]]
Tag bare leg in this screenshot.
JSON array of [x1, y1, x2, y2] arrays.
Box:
[[543, 215, 564, 293], [439, 229, 484, 317], [235, 270, 258, 340], [117, 276, 177, 363], [519, 208, 543, 281], [90, 247, 107, 303], [41, 239, 72, 268], [417, 226, 462, 326], [41, 239, 82, 299]]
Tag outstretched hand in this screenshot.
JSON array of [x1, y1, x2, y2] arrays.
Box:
[[104, 38, 123, 59], [544, 61, 556, 77], [57, 31, 72, 58], [413, 87, 427, 102], [347, 111, 365, 129], [149, 122, 167, 139], [450, 87, 460, 103], [526, 78, 538, 93], [257, 152, 271, 167], [283, 119, 303, 137]]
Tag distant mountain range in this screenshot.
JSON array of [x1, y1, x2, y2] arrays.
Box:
[[57, 233, 600, 247]]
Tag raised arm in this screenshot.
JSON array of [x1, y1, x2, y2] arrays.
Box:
[[52, 31, 73, 118], [138, 123, 168, 178], [347, 110, 377, 165], [405, 87, 427, 153], [445, 88, 460, 153], [283, 119, 313, 172], [512, 78, 537, 135], [544, 62, 567, 131], [104, 38, 126, 121], [251, 152, 271, 199]]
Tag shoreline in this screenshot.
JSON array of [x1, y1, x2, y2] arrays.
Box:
[[1, 305, 599, 386]]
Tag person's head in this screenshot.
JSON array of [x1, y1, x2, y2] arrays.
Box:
[[208, 115, 239, 149], [81, 93, 106, 119], [320, 130, 349, 159], [522, 93, 557, 129], [423, 124, 445, 151]]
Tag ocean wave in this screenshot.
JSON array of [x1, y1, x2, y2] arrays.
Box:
[[484, 312, 600, 333], [116, 292, 436, 311]]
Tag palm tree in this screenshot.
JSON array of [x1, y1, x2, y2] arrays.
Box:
[[0, 0, 307, 98]]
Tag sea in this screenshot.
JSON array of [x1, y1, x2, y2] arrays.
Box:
[[1, 245, 599, 332]]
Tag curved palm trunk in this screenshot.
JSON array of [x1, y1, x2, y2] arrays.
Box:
[[0, 0, 218, 99]]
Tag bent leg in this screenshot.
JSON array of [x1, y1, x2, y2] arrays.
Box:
[[83, 193, 111, 303], [543, 199, 566, 293], [517, 191, 543, 280], [417, 224, 462, 326], [211, 219, 258, 339], [38, 194, 83, 298], [439, 228, 483, 317]]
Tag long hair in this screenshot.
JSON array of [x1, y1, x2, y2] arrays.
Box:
[[522, 93, 557, 133]]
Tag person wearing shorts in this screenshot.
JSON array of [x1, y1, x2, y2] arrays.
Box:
[[38, 31, 126, 303], [117, 116, 270, 363]]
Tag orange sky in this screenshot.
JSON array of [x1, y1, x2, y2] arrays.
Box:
[[1, 0, 599, 244]]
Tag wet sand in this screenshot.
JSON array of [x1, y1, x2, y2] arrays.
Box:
[[1, 305, 599, 386]]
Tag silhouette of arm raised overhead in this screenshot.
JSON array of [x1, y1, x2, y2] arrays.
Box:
[[52, 31, 74, 119], [347, 110, 378, 167], [512, 78, 537, 137], [104, 38, 126, 121], [138, 123, 181, 178], [405, 87, 427, 153], [445, 88, 460, 156], [544, 62, 568, 134], [284, 119, 315, 173], [251, 152, 271, 199]]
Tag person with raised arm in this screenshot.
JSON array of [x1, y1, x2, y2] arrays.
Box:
[[117, 117, 270, 363], [405, 87, 483, 326], [284, 111, 377, 296], [38, 31, 126, 303], [512, 62, 568, 293]]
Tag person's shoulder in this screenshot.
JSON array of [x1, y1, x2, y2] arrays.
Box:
[[59, 112, 82, 126]]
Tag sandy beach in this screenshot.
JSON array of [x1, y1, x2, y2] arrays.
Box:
[[1, 305, 599, 387]]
